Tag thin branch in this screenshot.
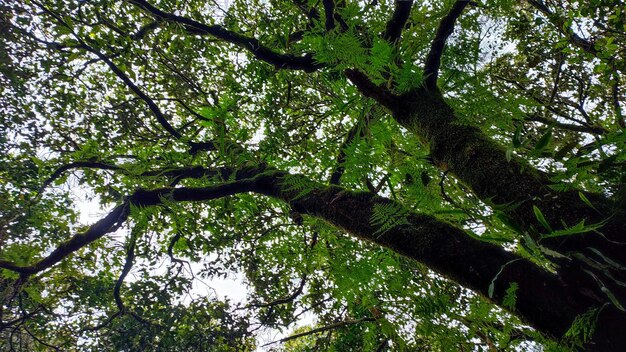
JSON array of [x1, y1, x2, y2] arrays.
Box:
[[423, 0, 471, 90], [292, 0, 321, 22], [524, 114, 606, 135], [114, 238, 136, 312], [527, 0, 598, 55], [130, 20, 160, 41], [548, 53, 564, 105], [494, 74, 593, 126], [166, 232, 193, 273], [40, 20, 226, 158], [612, 75, 625, 128], [290, 0, 327, 40], [33, 1, 182, 139], [262, 317, 376, 346], [0, 306, 42, 331], [112, 235, 156, 325], [23, 326, 60, 351], [329, 117, 368, 185], [251, 276, 307, 308], [38, 161, 122, 195], [83, 311, 123, 332], [375, 339, 389, 352], [81, 43, 183, 139], [127, 0, 322, 72]]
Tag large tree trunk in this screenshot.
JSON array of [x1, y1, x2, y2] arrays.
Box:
[[348, 68, 626, 302], [250, 171, 626, 351], [343, 71, 626, 349], [392, 88, 626, 258]]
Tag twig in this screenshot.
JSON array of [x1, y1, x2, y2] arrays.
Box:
[[262, 316, 376, 346]]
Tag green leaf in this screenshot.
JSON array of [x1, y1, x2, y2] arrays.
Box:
[[502, 282, 518, 310], [505, 147, 513, 162], [370, 202, 410, 237], [540, 219, 606, 239], [533, 127, 552, 152], [601, 287, 625, 311], [488, 259, 520, 299], [533, 205, 552, 232], [579, 192, 600, 213], [564, 307, 602, 345], [587, 247, 626, 270]]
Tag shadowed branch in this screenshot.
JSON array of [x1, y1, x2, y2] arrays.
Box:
[[423, 0, 471, 90]]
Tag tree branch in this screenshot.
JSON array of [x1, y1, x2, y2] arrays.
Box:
[[0, 177, 260, 277], [344, 69, 399, 107], [612, 75, 625, 128], [33, 2, 183, 140], [188, 141, 218, 154], [527, 0, 598, 56], [423, 0, 471, 90], [126, 0, 322, 72], [130, 20, 160, 41], [329, 117, 368, 185], [114, 237, 136, 312], [292, 0, 321, 22], [524, 113, 606, 135], [322, 0, 336, 31], [263, 316, 376, 346], [80, 42, 183, 139], [383, 0, 414, 42], [0, 204, 129, 276], [3, 164, 623, 346], [251, 275, 307, 308], [38, 161, 122, 195]]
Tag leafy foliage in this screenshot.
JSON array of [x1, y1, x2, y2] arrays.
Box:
[[370, 202, 410, 236], [1, 0, 625, 350]]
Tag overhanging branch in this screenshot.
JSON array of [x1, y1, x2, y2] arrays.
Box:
[[38, 161, 122, 196], [0, 177, 259, 277], [1, 165, 618, 344], [126, 0, 322, 72], [262, 316, 377, 346]]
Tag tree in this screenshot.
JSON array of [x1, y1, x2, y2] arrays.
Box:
[[1, 0, 625, 350]]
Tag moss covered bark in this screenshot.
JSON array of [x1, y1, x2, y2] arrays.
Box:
[[250, 171, 626, 350], [367, 86, 626, 305]]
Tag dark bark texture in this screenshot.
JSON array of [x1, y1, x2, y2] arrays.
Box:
[[254, 171, 626, 350], [346, 71, 626, 349]]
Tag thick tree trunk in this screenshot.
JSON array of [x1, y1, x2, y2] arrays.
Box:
[[343, 71, 626, 348], [250, 171, 626, 351], [392, 88, 626, 297], [347, 68, 626, 308], [391, 88, 626, 258]]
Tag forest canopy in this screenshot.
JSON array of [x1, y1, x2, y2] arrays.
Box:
[[1, 0, 626, 350]]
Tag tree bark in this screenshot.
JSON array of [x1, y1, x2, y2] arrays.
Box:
[[251, 170, 626, 351], [347, 68, 626, 296]]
